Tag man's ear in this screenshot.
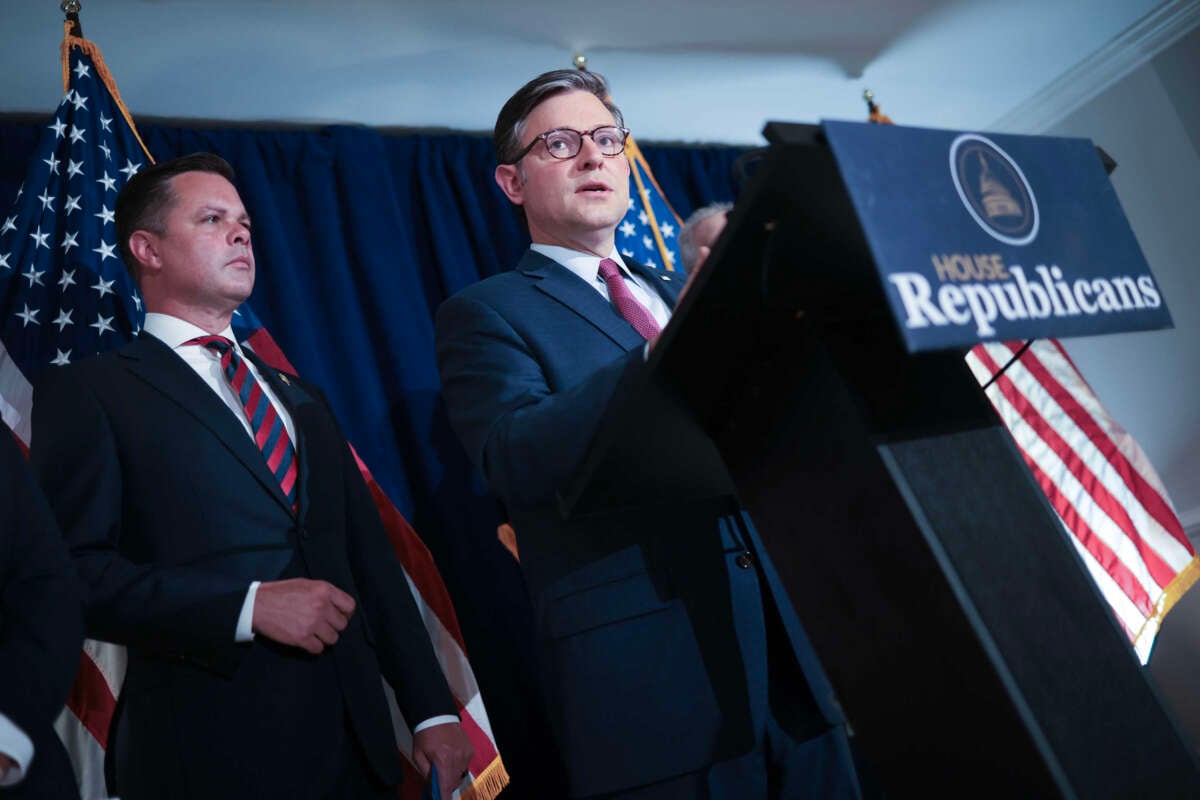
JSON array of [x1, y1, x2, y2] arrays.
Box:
[[127, 231, 161, 277], [494, 163, 525, 206]]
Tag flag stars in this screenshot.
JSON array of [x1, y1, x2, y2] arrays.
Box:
[[50, 349, 72, 366], [61, 232, 79, 253], [119, 159, 141, 180], [97, 173, 117, 193], [642, 235, 653, 250], [15, 305, 39, 327], [59, 91, 73, 108], [99, 114, 112, 132], [29, 227, 50, 249], [659, 221, 675, 239], [132, 293, 143, 311], [53, 309, 74, 331], [627, 197, 635, 211], [619, 220, 636, 238], [38, 190, 55, 212], [49, 119, 67, 138], [99, 142, 112, 161], [93, 277, 116, 298], [44, 153, 61, 175], [637, 210, 649, 226], [67, 160, 84, 180], [71, 92, 88, 111], [621, 248, 634, 259], [22, 266, 46, 287], [69, 125, 86, 145], [91, 314, 115, 336], [58, 269, 77, 289], [95, 205, 115, 225], [73, 60, 90, 79], [0, 253, 10, 271], [93, 241, 117, 262], [1, 216, 16, 235], [64, 195, 82, 215]]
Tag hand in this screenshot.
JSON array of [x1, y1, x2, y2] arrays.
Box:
[[412, 722, 473, 800], [0, 753, 14, 782], [252, 578, 355, 654]]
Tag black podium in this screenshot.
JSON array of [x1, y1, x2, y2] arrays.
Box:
[[563, 123, 1200, 796]]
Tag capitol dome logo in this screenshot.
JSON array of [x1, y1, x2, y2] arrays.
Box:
[[949, 133, 1039, 246]]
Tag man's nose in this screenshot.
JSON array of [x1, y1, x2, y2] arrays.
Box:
[[576, 134, 605, 169], [229, 222, 250, 245]]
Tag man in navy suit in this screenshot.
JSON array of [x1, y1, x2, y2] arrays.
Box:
[[31, 153, 472, 800], [436, 71, 861, 799], [0, 430, 82, 799]]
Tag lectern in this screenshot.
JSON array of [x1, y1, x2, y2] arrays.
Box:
[[563, 122, 1200, 796]]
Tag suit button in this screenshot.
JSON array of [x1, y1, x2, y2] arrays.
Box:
[[735, 551, 753, 569]]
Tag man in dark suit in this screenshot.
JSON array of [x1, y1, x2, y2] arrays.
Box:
[[435, 70, 861, 799], [0, 430, 82, 799], [31, 153, 471, 800]]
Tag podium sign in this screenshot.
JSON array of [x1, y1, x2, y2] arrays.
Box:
[[821, 120, 1172, 352]]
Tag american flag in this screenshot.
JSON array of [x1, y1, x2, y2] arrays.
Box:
[[862, 95, 1197, 663], [617, 136, 683, 272], [966, 341, 1198, 663], [4, 31, 507, 799]]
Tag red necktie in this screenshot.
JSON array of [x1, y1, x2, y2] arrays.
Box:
[[186, 335, 298, 507], [598, 258, 662, 340]]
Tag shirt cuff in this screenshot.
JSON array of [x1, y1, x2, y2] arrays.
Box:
[[412, 715, 461, 734], [236, 581, 261, 642], [0, 712, 33, 787]]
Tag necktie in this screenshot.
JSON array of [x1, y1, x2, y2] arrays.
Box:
[[597, 258, 662, 340], [185, 335, 298, 507]]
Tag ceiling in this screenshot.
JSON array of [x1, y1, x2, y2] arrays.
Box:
[[1, 1, 1196, 144]]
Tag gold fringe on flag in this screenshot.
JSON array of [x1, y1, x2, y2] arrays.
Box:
[[625, 136, 682, 272], [461, 756, 511, 800], [61, 23, 154, 164], [1136, 554, 1200, 655]]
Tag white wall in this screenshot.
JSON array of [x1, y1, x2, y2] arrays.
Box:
[[1048, 25, 1200, 538]]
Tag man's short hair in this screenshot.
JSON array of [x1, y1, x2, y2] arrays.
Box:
[[679, 202, 733, 272], [115, 152, 236, 284], [493, 69, 625, 167]]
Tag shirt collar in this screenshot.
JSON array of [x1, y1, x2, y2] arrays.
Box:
[[143, 312, 239, 352], [529, 244, 633, 284]]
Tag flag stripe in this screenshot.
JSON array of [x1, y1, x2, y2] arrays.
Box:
[[980, 342, 1185, 585], [1011, 340, 1191, 556]]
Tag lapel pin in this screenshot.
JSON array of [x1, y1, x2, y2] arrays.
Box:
[[279, 373, 290, 385], [661, 274, 672, 281]]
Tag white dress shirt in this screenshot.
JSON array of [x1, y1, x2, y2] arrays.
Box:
[[143, 314, 456, 734], [0, 713, 32, 787], [531, 244, 674, 330]]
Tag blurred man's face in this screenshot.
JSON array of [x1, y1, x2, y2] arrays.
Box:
[[495, 91, 630, 256], [690, 211, 728, 271]]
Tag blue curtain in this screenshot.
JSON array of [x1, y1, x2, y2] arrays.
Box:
[[1, 118, 747, 796]]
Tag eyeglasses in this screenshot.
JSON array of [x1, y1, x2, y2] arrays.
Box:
[[505, 126, 631, 164]]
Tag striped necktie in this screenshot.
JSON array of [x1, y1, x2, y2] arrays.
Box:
[[185, 335, 298, 508], [598, 258, 662, 340]]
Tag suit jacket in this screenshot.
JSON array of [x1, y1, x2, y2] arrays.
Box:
[[436, 251, 845, 796], [0, 431, 82, 799], [30, 333, 455, 800]]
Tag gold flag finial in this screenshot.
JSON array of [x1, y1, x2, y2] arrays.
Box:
[[61, 0, 83, 37], [863, 88, 893, 125], [573, 53, 588, 71]]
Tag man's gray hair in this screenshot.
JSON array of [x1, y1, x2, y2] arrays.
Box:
[[678, 202, 733, 272]]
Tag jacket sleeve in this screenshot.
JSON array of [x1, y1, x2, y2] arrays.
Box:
[[30, 365, 248, 674], [0, 430, 84, 750], [435, 292, 643, 511]]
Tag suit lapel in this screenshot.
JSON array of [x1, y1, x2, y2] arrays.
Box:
[[120, 334, 295, 516], [518, 250, 648, 352], [626, 257, 682, 309]]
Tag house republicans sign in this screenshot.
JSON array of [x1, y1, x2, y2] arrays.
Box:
[[821, 120, 1172, 353]]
